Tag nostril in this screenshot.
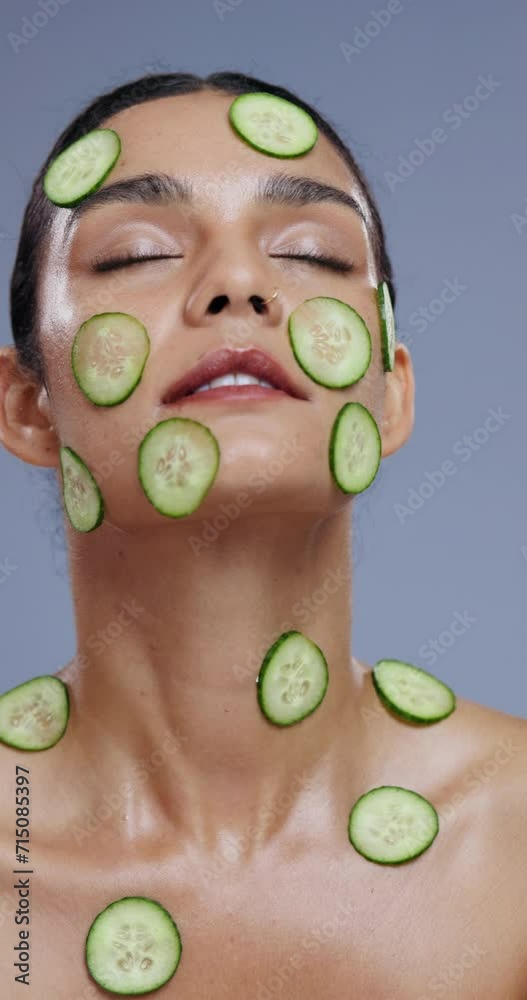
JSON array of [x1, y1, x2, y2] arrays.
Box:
[[207, 295, 229, 315], [250, 295, 267, 315]]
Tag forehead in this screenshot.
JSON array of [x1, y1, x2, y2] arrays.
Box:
[[99, 90, 361, 203]]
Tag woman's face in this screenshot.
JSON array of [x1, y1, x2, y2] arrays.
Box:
[[38, 90, 410, 527]]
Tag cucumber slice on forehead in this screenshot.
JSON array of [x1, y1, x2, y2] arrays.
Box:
[[0, 676, 69, 751], [348, 786, 439, 864], [372, 659, 456, 723], [138, 418, 220, 517], [329, 401, 381, 494], [377, 281, 396, 372], [229, 93, 318, 157], [72, 312, 150, 406], [256, 630, 329, 726], [43, 128, 121, 207], [85, 896, 182, 995], [288, 296, 372, 388], [60, 446, 104, 532]]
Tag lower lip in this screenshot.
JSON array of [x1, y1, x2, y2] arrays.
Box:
[[163, 385, 298, 405]]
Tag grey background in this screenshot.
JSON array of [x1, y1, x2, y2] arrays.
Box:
[[0, 0, 524, 715]]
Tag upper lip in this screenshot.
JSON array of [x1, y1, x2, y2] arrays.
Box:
[[161, 347, 309, 403]]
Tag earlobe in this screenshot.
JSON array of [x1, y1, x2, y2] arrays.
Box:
[[380, 343, 415, 458], [0, 345, 58, 467]]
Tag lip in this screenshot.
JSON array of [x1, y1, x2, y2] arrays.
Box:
[[161, 347, 309, 405]]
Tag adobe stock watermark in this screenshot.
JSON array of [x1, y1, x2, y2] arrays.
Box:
[[395, 277, 468, 349], [384, 74, 502, 192], [417, 941, 488, 999], [0, 556, 18, 586], [340, 0, 413, 59], [510, 197, 527, 236], [418, 609, 477, 667], [213, 0, 245, 19], [8, 0, 73, 54], [61, 598, 146, 686], [393, 405, 511, 524]]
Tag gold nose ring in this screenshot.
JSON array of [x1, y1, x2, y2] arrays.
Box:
[[260, 287, 279, 305]]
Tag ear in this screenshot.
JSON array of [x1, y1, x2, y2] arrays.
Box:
[[0, 346, 59, 467], [380, 342, 415, 457]]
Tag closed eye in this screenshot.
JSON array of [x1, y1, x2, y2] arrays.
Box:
[[91, 251, 182, 273], [270, 251, 354, 274]]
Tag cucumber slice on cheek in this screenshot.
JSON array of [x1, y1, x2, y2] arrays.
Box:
[[349, 786, 439, 865], [256, 630, 329, 726], [329, 401, 381, 494], [138, 418, 220, 518], [229, 92, 318, 158], [43, 128, 121, 207], [60, 446, 104, 532], [288, 297, 372, 389], [373, 659, 456, 724], [72, 313, 150, 407], [377, 281, 396, 373], [85, 896, 182, 995], [0, 676, 69, 751]]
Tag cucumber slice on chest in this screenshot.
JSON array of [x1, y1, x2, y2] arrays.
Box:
[[0, 676, 69, 750], [377, 281, 396, 372], [329, 401, 381, 494], [372, 659, 456, 723], [288, 297, 372, 388], [138, 418, 220, 517], [85, 896, 182, 995], [229, 92, 318, 157], [43, 128, 121, 207], [72, 312, 150, 406], [348, 786, 439, 864], [256, 630, 329, 726], [60, 446, 104, 532]]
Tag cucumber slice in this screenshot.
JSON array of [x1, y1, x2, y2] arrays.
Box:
[[43, 128, 121, 207], [0, 676, 69, 750], [377, 281, 396, 372], [256, 630, 329, 726], [329, 401, 381, 494], [138, 418, 220, 517], [372, 659, 456, 724], [348, 786, 439, 865], [72, 312, 150, 406], [85, 896, 182, 995], [288, 297, 372, 388], [60, 446, 104, 532], [229, 93, 318, 158]]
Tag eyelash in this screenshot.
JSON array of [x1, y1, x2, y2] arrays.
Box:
[[91, 249, 354, 275]]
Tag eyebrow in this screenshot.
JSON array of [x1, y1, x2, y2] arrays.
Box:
[[62, 171, 367, 236]]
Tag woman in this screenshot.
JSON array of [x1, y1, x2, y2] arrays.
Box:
[[0, 70, 525, 999]]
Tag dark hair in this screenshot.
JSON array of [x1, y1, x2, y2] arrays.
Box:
[[10, 69, 396, 387]]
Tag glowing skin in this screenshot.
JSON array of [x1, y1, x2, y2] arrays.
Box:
[[0, 92, 525, 998]]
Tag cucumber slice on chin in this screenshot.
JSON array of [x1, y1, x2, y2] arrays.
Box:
[[138, 418, 220, 517]]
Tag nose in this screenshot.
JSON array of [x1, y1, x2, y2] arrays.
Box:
[[182, 249, 283, 332]]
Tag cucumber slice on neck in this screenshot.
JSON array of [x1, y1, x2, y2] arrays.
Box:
[[60, 446, 104, 532], [229, 93, 318, 157], [138, 418, 220, 517], [71, 312, 150, 406], [372, 659, 456, 723], [377, 281, 396, 372], [329, 401, 381, 494], [349, 786, 439, 864], [0, 676, 69, 750], [288, 296, 372, 388], [256, 630, 329, 726], [43, 128, 121, 207], [85, 896, 182, 995]]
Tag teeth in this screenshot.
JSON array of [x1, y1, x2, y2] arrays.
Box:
[[193, 372, 275, 394]]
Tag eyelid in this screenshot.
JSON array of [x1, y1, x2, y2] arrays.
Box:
[[269, 250, 354, 273], [90, 250, 183, 272]]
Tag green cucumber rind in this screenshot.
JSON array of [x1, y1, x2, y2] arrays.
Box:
[[138, 418, 221, 518], [0, 676, 70, 751], [372, 659, 457, 724], [71, 312, 151, 407], [256, 629, 329, 727], [287, 297, 372, 389], [43, 128, 121, 207], [60, 446, 105, 532], [228, 93, 318, 159], [328, 401, 382, 494], [376, 282, 396, 372], [85, 895, 182, 995], [348, 785, 439, 865]]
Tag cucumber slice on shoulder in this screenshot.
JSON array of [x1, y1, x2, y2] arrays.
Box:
[[256, 630, 329, 726], [85, 896, 182, 995], [377, 281, 396, 372], [329, 401, 381, 494], [229, 93, 318, 157], [288, 297, 372, 388], [348, 785, 439, 864], [72, 312, 150, 406], [43, 128, 121, 207], [60, 446, 104, 532], [372, 659, 456, 723], [0, 676, 69, 750], [138, 418, 220, 517]]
